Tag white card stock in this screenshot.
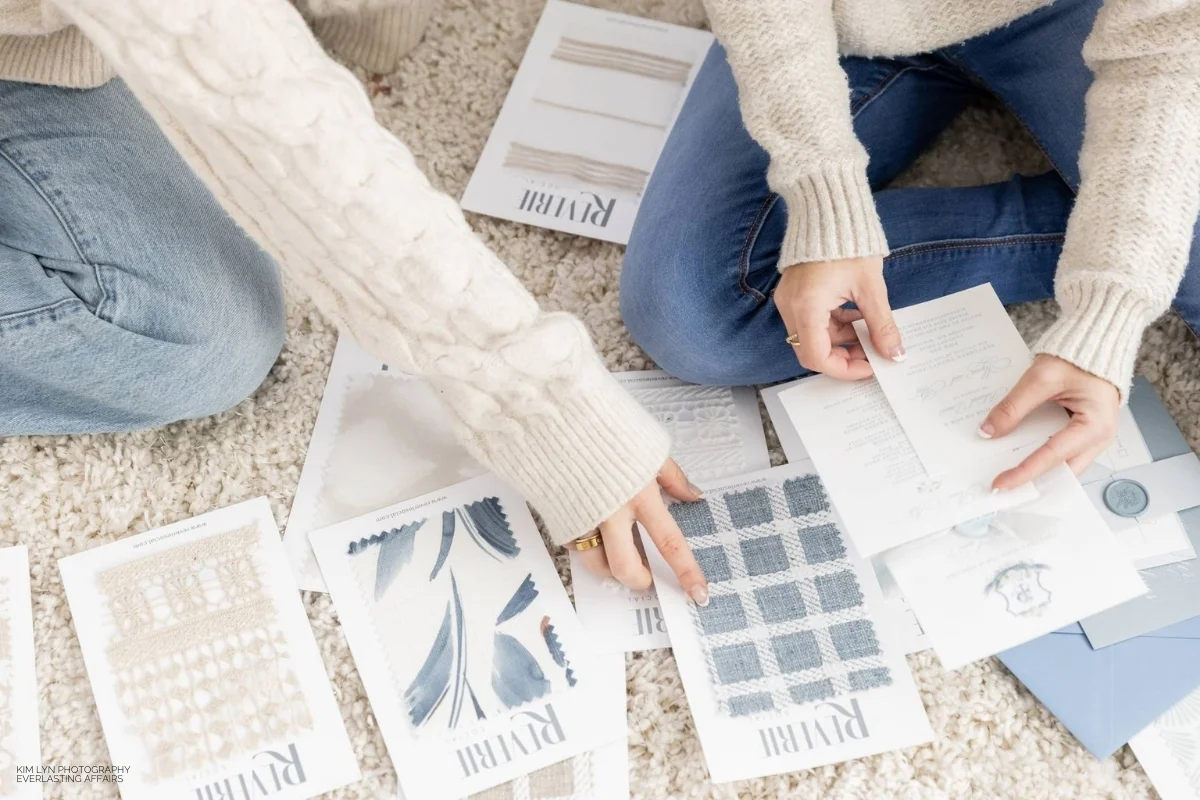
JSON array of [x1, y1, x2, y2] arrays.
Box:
[[776, 375, 1037, 557], [285, 335, 485, 592], [883, 466, 1147, 670], [0, 546, 41, 799], [853, 284, 1066, 480], [646, 464, 932, 782], [1131, 688, 1200, 800], [460, 0, 713, 243], [59, 499, 359, 800], [569, 371, 769, 653], [311, 474, 625, 800]]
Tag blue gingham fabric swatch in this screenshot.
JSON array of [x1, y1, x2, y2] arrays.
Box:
[[672, 474, 893, 717]]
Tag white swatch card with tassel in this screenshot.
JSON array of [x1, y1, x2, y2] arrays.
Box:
[[59, 498, 360, 800], [569, 370, 770, 653], [461, 0, 714, 243], [311, 473, 626, 800]]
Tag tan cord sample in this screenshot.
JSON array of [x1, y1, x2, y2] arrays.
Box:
[[468, 751, 593, 800], [99, 526, 313, 781], [551, 37, 692, 85], [505, 143, 649, 194]]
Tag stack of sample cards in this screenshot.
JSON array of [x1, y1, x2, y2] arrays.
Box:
[[60, 499, 360, 800], [766, 284, 1147, 669], [569, 370, 770, 653], [0, 546, 41, 800], [310, 473, 628, 800], [645, 464, 933, 782], [283, 335, 485, 592], [461, 0, 713, 243]]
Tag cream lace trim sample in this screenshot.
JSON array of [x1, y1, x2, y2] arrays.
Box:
[[98, 526, 313, 781]]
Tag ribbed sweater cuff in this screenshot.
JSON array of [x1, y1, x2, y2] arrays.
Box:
[[776, 162, 889, 271], [310, 3, 437, 73], [0, 28, 112, 88], [481, 362, 671, 546], [1033, 280, 1158, 402]]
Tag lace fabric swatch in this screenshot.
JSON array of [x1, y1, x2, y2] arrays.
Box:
[[468, 753, 593, 800], [672, 475, 892, 717], [98, 526, 313, 781], [624, 383, 756, 484]]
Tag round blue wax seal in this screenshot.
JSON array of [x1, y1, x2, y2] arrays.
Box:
[[954, 511, 996, 537], [1103, 478, 1150, 518]]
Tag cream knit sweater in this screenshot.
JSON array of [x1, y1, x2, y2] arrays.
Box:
[[705, 0, 1200, 399], [0, 0, 672, 546]]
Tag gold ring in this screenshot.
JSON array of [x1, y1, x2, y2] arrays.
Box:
[[572, 531, 603, 551], [785, 333, 802, 346]]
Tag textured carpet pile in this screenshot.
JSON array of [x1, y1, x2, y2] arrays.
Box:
[[4, 1, 1200, 798]]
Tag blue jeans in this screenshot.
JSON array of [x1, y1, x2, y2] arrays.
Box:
[[0, 78, 285, 435], [623, 0, 1200, 386]]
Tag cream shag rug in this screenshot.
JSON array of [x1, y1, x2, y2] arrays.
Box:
[[5, 1, 1200, 798]]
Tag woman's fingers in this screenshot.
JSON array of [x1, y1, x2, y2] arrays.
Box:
[[599, 508, 652, 591], [575, 538, 612, 578], [635, 489, 709, 605], [657, 458, 702, 502]]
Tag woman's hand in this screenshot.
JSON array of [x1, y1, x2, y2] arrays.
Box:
[[982, 354, 1120, 490], [774, 255, 904, 380], [574, 459, 710, 606]]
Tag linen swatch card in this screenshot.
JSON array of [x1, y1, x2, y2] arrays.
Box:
[[0, 546, 42, 799], [310, 473, 626, 800], [882, 466, 1146, 670], [569, 371, 770, 653], [645, 464, 932, 782], [58, 499, 359, 800], [460, 0, 713, 244], [1131, 687, 1200, 800], [284, 335, 485, 593], [776, 375, 1037, 557], [853, 283, 1066, 481]]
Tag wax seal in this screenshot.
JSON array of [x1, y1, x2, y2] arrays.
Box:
[[954, 511, 996, 537], [1103, 478, 1150, 518]]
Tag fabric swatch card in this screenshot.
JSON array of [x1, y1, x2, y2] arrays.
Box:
[[461, 0, 713, 243], [1131, 687, 1200, 800], [883, 466, 1146, 670], [59, 498, 359, 800], [775, 375, 1037, 557], [310, 473, 626, 800], [645, 464, 932, 782], [284, 335, 485, 593], [570, 371, 770, 653], [0, 546, 42, 799], [853, 283, 1067, 480], [761, 381, 927, 655]]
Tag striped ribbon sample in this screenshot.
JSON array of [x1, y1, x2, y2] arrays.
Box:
[[551, 36, 692, 85], [504, 142, 649, 194]]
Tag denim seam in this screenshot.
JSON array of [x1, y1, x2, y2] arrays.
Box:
[[737, 194, 779, 302], [934, 52, 1076, 194], [887, 232, 1065, 259], [0, 143, 111, 319], [849, 63, 943, 118], [0, 297, 86, 330]]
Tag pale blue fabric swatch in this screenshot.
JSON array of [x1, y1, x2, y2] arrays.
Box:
[[798, 524, 845, 564], [830, 620, 882, 660], [712, 642, 763, 684], [789, 679, 835, 704], [740, 535, 789, 576], [783, 475, 829, 517], [725, 487, 773, 528], [728, 692, 775, 716], [697, 593, 747, 635], [694, 546, 733, 583], [754, 583, 806, 623], [670, 499, 717, 538], [771, 631, 823, 673], [815, 570, 865, 613], [848, 667, 892, 691]]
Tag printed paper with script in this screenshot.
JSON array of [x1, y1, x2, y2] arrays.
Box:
[[460, 1, 713, 243], [59, 499, 360, 800], [311, 474, 626, 800], [569, 371, 770, 653], [883, 466, 1146, 669], [646, 464, 931, 782]]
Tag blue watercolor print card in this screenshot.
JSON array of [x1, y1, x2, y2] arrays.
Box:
[[310, 473, 626, 800]]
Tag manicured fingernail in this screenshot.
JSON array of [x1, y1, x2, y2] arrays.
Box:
[[978, 423, 994, 439], [689, 584, 710, 606], [889, 345, 906, 362], [688, 482, 704, 498]]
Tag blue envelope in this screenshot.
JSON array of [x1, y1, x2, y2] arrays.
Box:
[[999, 615, 1200, 758]]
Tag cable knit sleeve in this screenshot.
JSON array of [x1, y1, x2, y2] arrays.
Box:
[[702, 0, 888, 270], [1033, 1, 1200, 398], [53, 0, 670, 544]]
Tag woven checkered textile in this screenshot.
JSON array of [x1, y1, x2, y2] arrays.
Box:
[[671, 475, 892, 717]]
